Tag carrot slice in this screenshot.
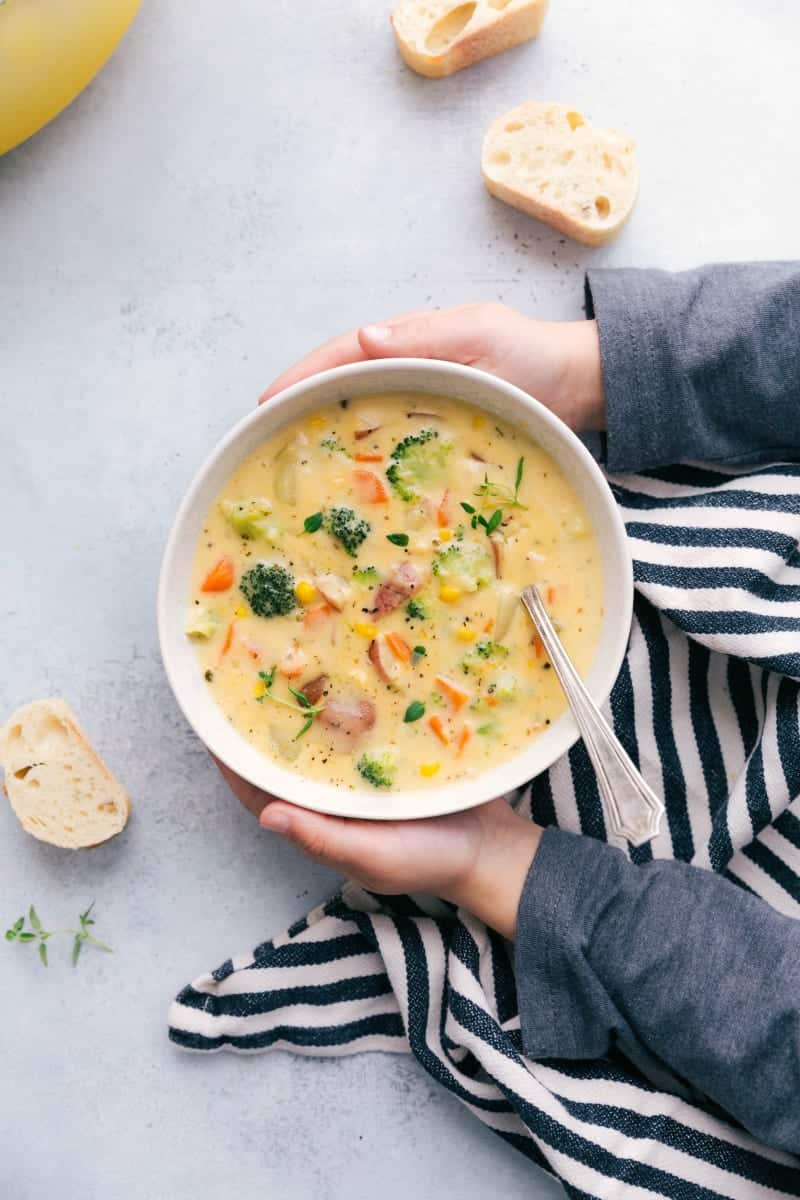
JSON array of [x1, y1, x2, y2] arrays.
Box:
[[304, 603, 332, 632], [386, 631, 412, 663], [354, 451, 384, 463], [428, 714, 450, 746], [483, 617, 494, 634], [436, 489, 452, 528], [353, 469, 389, 504], [456, 725, 472, 757], [434, 675, 471, 712], [533, 634, 545, 659], [546, 585, 557, 606], [201, 557, 235, 592], [219, 621, 236, 661]]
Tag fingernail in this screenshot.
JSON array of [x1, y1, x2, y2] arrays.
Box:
[[260, 806, 290, 834], [361, 324, 392, 344]]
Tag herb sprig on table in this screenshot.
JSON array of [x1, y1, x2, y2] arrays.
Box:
[[5, 902, 112, 968]]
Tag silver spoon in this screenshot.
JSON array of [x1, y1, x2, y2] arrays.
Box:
[[521, 585, 664, 847]]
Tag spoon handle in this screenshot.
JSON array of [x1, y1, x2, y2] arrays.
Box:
[[521, 586, 664, 847]]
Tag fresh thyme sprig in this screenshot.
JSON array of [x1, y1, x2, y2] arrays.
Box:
[[460, 457, 526, 538], [5, 902, 112, 968], [257, 666, 325, 739], [459, 501, 504, 537], [474, 457, 528, 510]]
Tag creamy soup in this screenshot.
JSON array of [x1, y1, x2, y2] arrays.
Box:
[[187, 393, 603, 791]]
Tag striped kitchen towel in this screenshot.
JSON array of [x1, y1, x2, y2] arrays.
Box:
[[169, 460, 800, 1199]]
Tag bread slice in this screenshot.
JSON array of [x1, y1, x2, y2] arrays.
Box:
[[482, 101, 639, 246], [391, 0, 548, 79], [0, 698, 130, 849]]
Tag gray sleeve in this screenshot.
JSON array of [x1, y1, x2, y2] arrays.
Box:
[[585, 262, 800, 472], [514, 827, 800, 1154]]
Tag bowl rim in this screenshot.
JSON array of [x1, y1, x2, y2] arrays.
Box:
[[158, 357, 632, 820]]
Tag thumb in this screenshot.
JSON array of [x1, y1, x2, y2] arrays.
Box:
[[358, 308, 482, 363]]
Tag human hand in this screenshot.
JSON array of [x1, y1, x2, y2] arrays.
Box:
[[261, 302, 605, 434], [217, 759, 542, 939]]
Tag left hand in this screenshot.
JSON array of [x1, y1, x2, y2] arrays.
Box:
[[259, 302, 605, 434], [217, 758, 542, 939]]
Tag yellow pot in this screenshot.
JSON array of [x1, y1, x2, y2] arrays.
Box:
[[0, 0, 142, 156]]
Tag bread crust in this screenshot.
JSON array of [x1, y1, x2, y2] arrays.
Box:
[[482, 173, 630, 247], [392, 0, 548, 78]]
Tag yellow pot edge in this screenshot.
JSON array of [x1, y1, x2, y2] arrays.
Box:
[[0, 0, 143, 157]]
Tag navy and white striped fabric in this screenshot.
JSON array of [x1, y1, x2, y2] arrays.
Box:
[[170, 461, 800, 1198]]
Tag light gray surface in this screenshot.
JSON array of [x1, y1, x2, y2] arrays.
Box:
[[1, 2, 799, 1198]]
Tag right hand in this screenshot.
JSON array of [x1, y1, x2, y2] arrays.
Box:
[[216, 756, 542, 939], [260, 302, 606, 434]]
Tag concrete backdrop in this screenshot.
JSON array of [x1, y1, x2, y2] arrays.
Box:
[[2, 2, 799, 1197]]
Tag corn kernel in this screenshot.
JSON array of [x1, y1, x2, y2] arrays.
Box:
[[420, 762, 441, 778], [471, 414, 485, 431], [253, 679, 266, 699], [439, 585, 461, 604], [455, 627, 477, 642], [354, 621, 378, 638], [294, 581, 317, 605], [438, 528, 453, 542], [308, 414, 326, 430], [567, 110, 584, 130], [234, 605, 248, 619]]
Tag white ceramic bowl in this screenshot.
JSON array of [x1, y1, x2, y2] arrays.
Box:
[[158, 359, 632, 820]]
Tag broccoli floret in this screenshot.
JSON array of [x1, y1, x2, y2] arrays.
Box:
[[476, 638, 511, 660], [386, 429, 452, 501], [357, 751, 396, 789], [185, 608, 220, 640], [320, 435, 350, 457], [405, 598, 428, 620], [488, 670, 519, 702], [352, 565, 379, 584], [220, 498, 279, 542], [240, 562, 296, 618], [432, 542, 493, 592], [325, 506, 370, 557], [461, 638, 509, 675]]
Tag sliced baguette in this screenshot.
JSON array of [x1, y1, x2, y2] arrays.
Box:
[[0, 698, 130, 849], [482, 101, 639, 246], [391, 0, 548, 79]]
